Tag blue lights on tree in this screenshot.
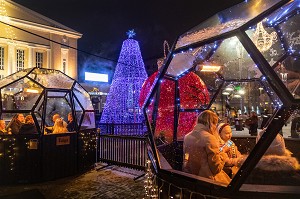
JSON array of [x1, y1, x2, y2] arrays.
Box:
[[100, 32, 148, 123]]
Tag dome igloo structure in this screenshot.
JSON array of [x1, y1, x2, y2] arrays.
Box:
[[143, 0, 300, 198], [0, 67, 95, 132], [0, 67, 96, 184]]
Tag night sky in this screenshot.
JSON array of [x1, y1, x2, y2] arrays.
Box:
[[13, 0, 243, 77]]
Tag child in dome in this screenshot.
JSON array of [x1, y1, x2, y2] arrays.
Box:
[[52, 118, 68, 134], [217, 123, 242, 177]]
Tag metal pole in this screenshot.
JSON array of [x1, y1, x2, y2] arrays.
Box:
[[95, 128, 100, 168]]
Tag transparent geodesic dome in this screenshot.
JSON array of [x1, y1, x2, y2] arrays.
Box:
[[144, 0, 300, 196], [0, 67, 95, 134]]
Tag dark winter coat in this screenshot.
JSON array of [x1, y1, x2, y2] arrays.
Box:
[[9, 120, 23, 134], [246, 116, 258, 135], [67, 120, 75, 132], [19, 123, 37, 134]]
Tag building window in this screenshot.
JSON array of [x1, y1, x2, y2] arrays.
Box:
[[36, 52, 43, 68], [62, 58, 66, 73], [0, 47, 4, 70], [0, 75, 4, 79], [16, 49, 25, 71]]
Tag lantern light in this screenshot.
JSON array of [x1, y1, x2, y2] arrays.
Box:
[[196, 65, 221, 72], [24, 88, 41, 94]]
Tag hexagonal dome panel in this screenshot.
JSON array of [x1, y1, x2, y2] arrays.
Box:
[[175, 0, 282, 49], [143, 0, 300, 195], [28, 68, 75, 89], [0, 68, 95, 133]]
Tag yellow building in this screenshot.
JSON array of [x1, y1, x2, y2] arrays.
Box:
[[0, 0, 82, 80]]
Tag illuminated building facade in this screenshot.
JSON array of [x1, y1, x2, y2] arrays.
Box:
[[0, 0, 81, 80]]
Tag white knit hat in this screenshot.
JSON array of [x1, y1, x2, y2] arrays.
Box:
[[256, 130, 290, 156], [217, 123, 230, 134]]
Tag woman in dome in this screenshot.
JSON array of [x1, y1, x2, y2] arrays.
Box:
[[183, 110, 231, 184], [19, 115, 37, 134], [8, 113, 25, 134]]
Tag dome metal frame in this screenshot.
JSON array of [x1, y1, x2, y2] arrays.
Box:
[[143, 0, 300, 197], [0, 67, 95, 134]]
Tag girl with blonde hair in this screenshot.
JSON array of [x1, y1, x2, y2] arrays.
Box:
[[197, 110, 219, 136], [52, 118, 68, 134]]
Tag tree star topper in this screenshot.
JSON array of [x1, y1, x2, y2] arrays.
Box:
[[126, 29, 136, 38]]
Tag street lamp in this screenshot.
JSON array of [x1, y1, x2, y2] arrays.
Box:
[[225, 84, 234, 91], [196, 64, 222, 72], [222, 85, 246, 116], [222, 91, 230, 95]]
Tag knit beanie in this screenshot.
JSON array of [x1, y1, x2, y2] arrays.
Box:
[[217, 123, 230, 134], [256, 130, 289, 156]]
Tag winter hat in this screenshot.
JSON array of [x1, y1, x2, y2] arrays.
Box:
[[217, 123, 230, 134], [256, 130, 291, 156]]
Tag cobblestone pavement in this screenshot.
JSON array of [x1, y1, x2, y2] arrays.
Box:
[[0, 164, 145, 199]]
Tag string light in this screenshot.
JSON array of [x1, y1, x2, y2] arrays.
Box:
[[156, 175, 229, 199], [142, 1, 300, 199], [1, 137, 17, 171], [139, 72, 209, 142], [79, 131, 97, 159], [253, 21, 277, 52], [0, 0, 17, 45], [143, 159, 158, 199], [101, 32, 148, 124]]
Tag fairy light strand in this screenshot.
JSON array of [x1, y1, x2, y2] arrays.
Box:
[[101, 34, 148, 124]]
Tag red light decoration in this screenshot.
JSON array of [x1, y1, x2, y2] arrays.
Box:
[[139, 71, 209, 142]]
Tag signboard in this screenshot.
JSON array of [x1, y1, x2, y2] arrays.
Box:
[[56, 136, 70, 146], [85, 72, 108, 82], [29, 139, 38, 150]]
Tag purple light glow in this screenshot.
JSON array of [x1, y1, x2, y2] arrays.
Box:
[[100, 37, 148, 123]]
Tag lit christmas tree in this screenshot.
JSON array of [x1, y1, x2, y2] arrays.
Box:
[[100, 30, 148, 123]]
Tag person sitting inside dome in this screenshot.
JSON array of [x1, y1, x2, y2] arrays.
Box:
[[67, 112, 75, 132], [245, 129, 300, 185], [19, 115, 38, 134], [217, 123, 243, 178], [183, 110, 232, 184], [45, 113, 67, 134], [0, 119, 10, 135], [8, 114, 25, 134], [52, 118, 68, 134]]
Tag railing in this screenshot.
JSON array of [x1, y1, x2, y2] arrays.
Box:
[[99, 135, 147, 170], [98, 123, 147, 136], [98, 123, 148, 170]]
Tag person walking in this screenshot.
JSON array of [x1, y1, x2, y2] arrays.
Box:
[[246, 111, 258, 136]]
